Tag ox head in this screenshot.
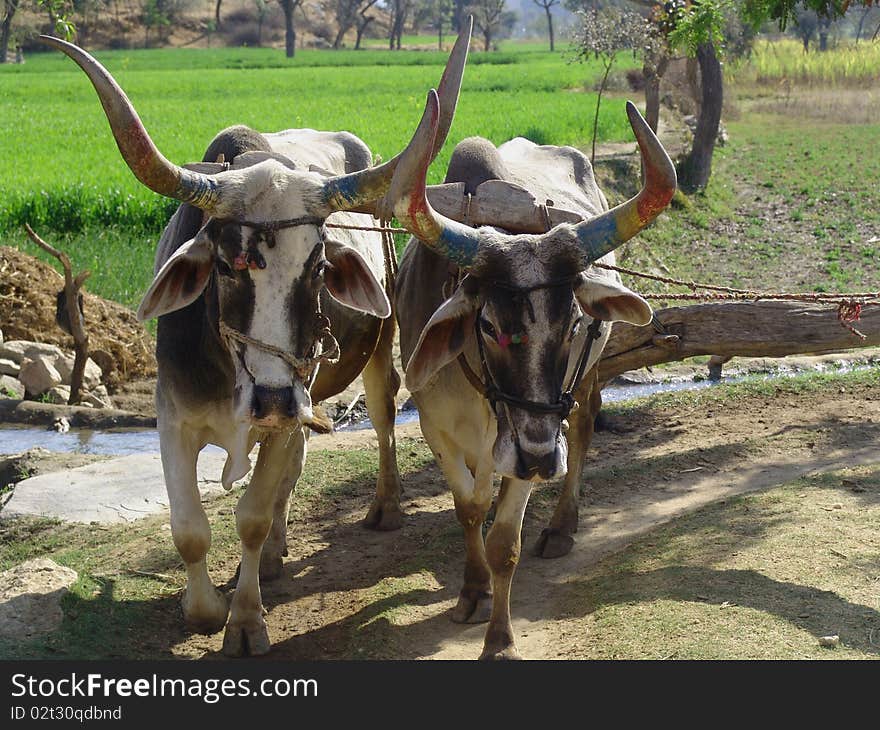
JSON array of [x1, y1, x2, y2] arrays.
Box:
[[384, 95, 675, 481], [42, 21, 471, 431]]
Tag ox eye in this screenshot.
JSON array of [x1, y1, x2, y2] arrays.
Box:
[[570, 316, 583, 340], [313, 260, 327, 280], [216, 259, 233, 278], [479, 318, 497, 341]]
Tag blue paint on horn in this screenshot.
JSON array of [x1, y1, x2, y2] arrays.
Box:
[[435, 219, 481, 267], [575, 214, 619, 262]]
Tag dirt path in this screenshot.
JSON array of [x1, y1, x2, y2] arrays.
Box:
[[160, 377, 880, 660]]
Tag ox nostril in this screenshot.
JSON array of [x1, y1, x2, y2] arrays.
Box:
[[252, 387, 268, 420], [515, 448, 558, 481], [252, 385, 294, 421]]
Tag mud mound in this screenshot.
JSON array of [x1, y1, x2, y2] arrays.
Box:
[[0, 246, 156, 390]]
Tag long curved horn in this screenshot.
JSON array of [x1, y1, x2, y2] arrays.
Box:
[[39, 36, 221, 211], [380, 90, 483, 269], [320, 16, 473, 213], [564, 101, 676, 263]]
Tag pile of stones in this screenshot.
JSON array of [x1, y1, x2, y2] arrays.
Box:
[[0, 327, 112, 408]]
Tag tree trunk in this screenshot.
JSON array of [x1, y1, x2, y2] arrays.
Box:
[[855, 6, 870, 41], [333, 26, 346, 49], [679, 41, 723, 194], [544, 6, 554, 52], [818, 16, 830, 51], [438, 20, 443, 50], [215, 0, 222, 29], [355, 17, 373, 49], [1, 0, 19, 64], [643, 54, 669, 134], [483, 29, 490, 51], [280, 0, 295, 57]]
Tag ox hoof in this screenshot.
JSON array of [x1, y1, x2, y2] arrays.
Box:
[[451, 590, 493, 624], [182, 588, 229, 635], [478, 645, 522, 661], [532, 528, 575, 559], [222, 615, 271, 657], [363, 499, 403, 531]]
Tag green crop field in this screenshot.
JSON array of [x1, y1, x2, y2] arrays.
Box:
[[1, 45, 635, 235], [0, 43, 640, 307]]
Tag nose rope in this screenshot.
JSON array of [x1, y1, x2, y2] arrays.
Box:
[[218, 316, 340, 380]]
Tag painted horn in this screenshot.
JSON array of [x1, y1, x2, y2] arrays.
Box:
[[380, 90, 483, 269], [564, 101, 676, 264], [39, 35, 221, 211], [320, 16, 473, 214]]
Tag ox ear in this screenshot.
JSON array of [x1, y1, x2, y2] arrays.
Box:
[[136, 232, 215, 321], [574, 274, 652, 326], [323, 239, 391, 318], [405, 286, 479, 392]]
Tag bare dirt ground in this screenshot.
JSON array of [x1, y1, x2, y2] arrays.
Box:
[[143, 375, 879, 660]]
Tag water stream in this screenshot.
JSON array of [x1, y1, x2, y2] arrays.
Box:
[[0, 362, 872, 456]]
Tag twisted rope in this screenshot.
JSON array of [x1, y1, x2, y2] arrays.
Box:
[[219, 318, 340, 377], [326, 222, 876, 339]]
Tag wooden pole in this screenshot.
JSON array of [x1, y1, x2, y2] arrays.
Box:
[[599, 300, 880, 383], [23, 224, 92, 405]]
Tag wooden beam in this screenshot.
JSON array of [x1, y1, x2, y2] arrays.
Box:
[[598, 300, 880, 382]]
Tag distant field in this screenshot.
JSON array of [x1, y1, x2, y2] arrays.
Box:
[[727, 39, 880, 88], [1, 45, 635, 236]]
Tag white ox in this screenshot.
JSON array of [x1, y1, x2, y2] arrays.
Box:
[[387, 94, 676, 659], [42, 25, 470, 656]]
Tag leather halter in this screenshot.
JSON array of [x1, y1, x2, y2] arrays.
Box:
[[456, 277, 603, 419]]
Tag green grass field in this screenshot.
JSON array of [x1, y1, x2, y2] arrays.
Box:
[[0, 43, 639, 307], [1, 44, 633, 235]]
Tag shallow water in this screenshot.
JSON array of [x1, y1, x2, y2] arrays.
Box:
[[0, 363, 871, 455]]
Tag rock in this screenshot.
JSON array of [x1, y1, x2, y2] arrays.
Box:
[[0, 375, 24, 399], [55, 355, 103, 389], [0, 341, 64, 366], [0, 558, 78, 640], [18, 356, 63, 396], [1, 451, 243, 524], [818, 634, 840, 648], [44, 385, 71, 405], [50, 416, 70, 432], [81, 388, 112, 409], [0, 358, 18, 377]]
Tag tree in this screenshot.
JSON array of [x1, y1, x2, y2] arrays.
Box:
[[658, 0, 869, 192], [388, 0, 412, 49], [354, 0, 378, 48], [532, 0, 559, 51], [255, 0, 269, 44], [279, 0, 303, 57], [1, 0, 22, 63], [794, 4, 818, 50], [468, 0, 507, 50], [332, 0, 379, 48], [574, 7, 647, 163], [2, 0, 72, 62]]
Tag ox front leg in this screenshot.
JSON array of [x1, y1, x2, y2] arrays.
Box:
[[534, 368, 601, 559], [259, 429, 307, 581], [161, 426, 229, 635], [362, 315, 404, 531], [222, 433, 295, 657], [481, 478, 531, 660], [442, 450, 494, 624]]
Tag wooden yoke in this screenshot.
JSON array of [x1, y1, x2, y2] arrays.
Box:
[[425, 180, 584, 234]]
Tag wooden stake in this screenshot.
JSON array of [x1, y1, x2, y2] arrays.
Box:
[[23, 223, 92, 405]]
